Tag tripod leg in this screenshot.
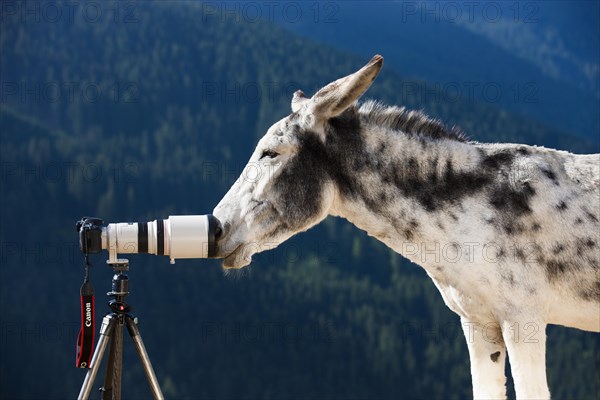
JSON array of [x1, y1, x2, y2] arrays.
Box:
[[101, 316, 124, 400], [78, 315, 116, 400], [125, 316, 164, 400]]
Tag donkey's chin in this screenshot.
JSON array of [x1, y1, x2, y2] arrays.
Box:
[[222, 245, 253, 269]]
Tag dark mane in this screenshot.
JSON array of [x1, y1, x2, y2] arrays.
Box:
[[357, 100, 468, 142]]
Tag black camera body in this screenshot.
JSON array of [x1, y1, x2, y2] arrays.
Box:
[[76, 217, 104, 254]]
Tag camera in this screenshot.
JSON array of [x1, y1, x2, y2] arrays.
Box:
[[76, 215, 220, 263], [77, 217, 104, 254]]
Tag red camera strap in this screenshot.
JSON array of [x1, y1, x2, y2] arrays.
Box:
[[76, 258, 95, 368]]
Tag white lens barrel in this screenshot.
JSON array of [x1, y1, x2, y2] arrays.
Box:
[[101, 215, 218, 263], [104, 222, 141, 254], [167, 215, 210, 259]]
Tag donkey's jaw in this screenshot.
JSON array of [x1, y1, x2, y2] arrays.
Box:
[[222, 244, 253, 269]]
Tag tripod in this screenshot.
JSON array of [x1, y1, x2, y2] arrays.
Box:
[[78, 260, 164, 400]]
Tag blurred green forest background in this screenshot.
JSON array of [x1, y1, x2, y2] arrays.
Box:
[[1, 1, 598, 399]]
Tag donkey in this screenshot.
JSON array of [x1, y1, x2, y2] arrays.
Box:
[[211, 55, 600, 399]]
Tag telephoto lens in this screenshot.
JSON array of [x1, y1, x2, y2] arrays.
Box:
[[101, 215, 220, 263]]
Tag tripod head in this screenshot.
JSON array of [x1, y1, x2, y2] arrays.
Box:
[[107, 265, 132, 315]]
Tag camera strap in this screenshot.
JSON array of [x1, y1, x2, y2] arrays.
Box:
[[76, 255, 95, 368]]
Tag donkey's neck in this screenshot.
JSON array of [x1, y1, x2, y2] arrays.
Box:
[[325, 111, 486, 266]]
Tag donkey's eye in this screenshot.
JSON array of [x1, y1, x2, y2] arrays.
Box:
[[260, 150, 279, 160]]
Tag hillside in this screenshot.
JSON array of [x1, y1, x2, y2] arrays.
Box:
[[0, 2, 598, 399]]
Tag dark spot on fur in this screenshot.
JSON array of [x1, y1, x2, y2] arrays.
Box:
[[379, 191, 388, 203], [502, 270, 516, 286], [541, 168, 559, 185], [489, 181, 536, 216], [517, 147, 530, 155], [504, 221, 525, 235], [576, 238, 596, 256], [402, 219, 419, 241], [490, 351, 501, 362], [497, 247, 506, 259], [585, 210, 599, 222], [536, 255, 545, 265], [515, 248, 526, 262], [545, 260, 568, 281], [575, 217, 583, 224], [578, 280, 600, 302], [552, 244, 565, 255], [482, 151, 514, 170], [408, 157, 418, 169], [428, 157, 439, 184], [556, 201, 568, 211], [540, 168, 555, 178], [532, 222, 542, 232]]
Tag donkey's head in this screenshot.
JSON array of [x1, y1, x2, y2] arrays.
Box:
[[212, 55, 384, 268]]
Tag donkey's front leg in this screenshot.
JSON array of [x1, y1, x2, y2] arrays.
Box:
[[461, 318, 507, 399], [501, 319, 550, 400]]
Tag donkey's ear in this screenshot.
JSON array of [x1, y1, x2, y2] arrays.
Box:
[[291, 90, 310, 113], [309, 55, 383, 119]]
